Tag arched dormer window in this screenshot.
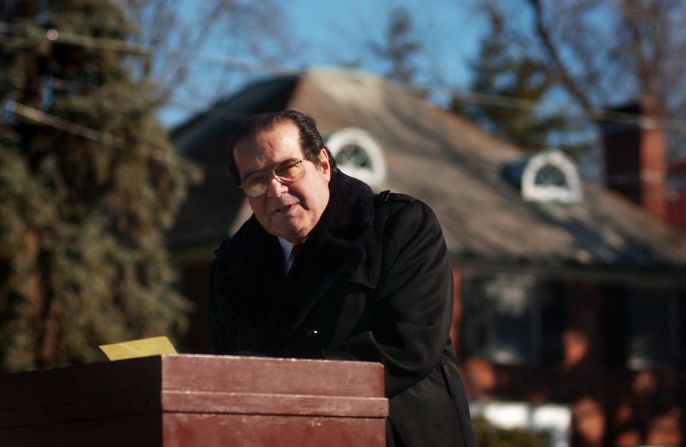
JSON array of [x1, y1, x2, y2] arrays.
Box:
[[505, 150, 583, 203], [326, 128, 387, 187]]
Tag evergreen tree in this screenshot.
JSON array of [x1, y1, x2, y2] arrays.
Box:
[[368, 6, 421, 85], [453, 7, 575, 153], [0, 0, 198, 372]]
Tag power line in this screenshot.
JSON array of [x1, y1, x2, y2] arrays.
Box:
[[451, 90, 686, 133], [0, 21, 295, 75], [6, 100, 114, 144], [0, 71, 250, 126], [5, 100, 179, 164], [4, 21, 686, 134]]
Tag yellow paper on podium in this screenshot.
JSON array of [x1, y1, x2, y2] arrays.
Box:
[[99, 336, 177, 361]]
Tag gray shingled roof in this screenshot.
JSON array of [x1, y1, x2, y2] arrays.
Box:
[[170, 67, 686, 273]]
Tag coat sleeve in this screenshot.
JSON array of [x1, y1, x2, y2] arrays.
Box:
[[340, 198, 454, 397], [208, 244, 261, 356]]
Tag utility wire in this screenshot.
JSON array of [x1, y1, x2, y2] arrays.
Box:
[[6, 68, 686, 138], [6, 100, 114, 144], [0, 21, 295, 74], [3, 21, 686, 134], [5, 100, 180, 164], [452, 90, 685, 133], [0, 72, 251, 125]]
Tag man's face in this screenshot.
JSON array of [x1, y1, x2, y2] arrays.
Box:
[[234, 121, 331, 244]]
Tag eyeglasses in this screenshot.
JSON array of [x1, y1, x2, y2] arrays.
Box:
[[240, 158, 306, 198]]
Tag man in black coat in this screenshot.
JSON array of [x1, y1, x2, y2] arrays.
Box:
[[209, 110, 475, 447]]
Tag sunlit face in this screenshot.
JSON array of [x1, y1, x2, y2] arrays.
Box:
[[234, 121, 331, 244]]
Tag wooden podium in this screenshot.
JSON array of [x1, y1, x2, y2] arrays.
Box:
[[0, 354, 388, 446]]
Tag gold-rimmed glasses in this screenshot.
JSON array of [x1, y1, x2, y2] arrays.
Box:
[[240, 158, 306, 198]]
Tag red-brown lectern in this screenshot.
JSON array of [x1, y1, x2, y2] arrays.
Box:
[[0, 354, 388, 446]]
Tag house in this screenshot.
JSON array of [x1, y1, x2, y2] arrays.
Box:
[[170, 67, 686, 447]]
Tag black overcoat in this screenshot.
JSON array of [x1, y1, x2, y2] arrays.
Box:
[[210, 171, 475, 447]]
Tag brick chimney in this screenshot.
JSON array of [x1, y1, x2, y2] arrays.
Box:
[[601, 96, 667, 219]]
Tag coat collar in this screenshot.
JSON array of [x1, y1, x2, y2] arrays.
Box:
[[316, 169, 376, 239], [219, 170, 375, 262]]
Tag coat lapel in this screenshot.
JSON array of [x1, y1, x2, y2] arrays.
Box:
[[267, 233, 363, 331], [260, 171, 376, 353]]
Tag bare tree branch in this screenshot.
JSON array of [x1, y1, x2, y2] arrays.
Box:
[[527, 0, 594, 113]]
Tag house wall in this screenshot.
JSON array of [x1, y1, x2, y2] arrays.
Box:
[[453, 268, 686, 447]]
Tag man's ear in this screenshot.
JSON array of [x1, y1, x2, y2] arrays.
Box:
[[318, 148, 331, 180]]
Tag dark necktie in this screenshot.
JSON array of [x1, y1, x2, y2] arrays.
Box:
[[289, 243, 305, 262]]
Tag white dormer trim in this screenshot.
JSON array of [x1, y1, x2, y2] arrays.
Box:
[[326, 128, 387, 187], [521, 150, 582, 203]]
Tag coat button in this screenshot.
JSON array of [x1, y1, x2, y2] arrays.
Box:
[[305, 329, 319, 338]]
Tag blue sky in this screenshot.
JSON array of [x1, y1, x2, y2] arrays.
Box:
[[161, 0, 486, 127], [283, 0, 484, 87]]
